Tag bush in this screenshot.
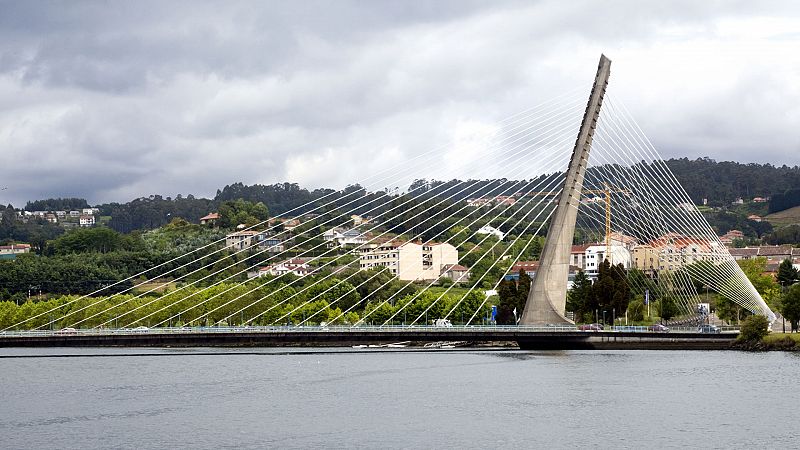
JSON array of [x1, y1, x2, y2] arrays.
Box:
[[739, 314, 770, 342]]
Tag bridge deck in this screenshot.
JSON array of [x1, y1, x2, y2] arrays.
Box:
[[0, 327, 738, 350]]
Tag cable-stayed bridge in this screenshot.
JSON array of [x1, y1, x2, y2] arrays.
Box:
[[1, 55, 775, 348]]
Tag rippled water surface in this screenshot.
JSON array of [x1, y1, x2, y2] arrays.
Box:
[[1, 348, 797, 449]]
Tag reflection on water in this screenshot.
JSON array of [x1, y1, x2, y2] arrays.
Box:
[[0, 348, 796, 449]]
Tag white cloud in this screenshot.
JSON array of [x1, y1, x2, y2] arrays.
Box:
[[0, 0, 799, 206]]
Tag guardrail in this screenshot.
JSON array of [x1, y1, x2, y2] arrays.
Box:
[[0, 324, 740, 338]]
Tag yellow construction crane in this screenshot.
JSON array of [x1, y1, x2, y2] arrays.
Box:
[[582, 182, 631, 265], [518, 184, 631, 263]]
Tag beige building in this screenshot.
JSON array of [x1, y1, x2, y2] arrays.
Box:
[[632, 235, 719, 275], [359, 240, 458, 281], [632, 244, 660, 275]]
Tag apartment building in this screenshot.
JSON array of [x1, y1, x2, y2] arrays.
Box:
[[632, 234, 720, 275], [584, 245, 632, 279], [359, 240, 458, 281]]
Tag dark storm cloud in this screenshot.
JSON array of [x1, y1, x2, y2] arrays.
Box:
[[0, 0, 798, 207]]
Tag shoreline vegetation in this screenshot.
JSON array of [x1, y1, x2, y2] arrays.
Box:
[[733, 333, 800, 351]]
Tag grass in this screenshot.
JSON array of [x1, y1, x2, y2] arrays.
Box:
[[132, 279, 176, 294], [424, 286, 476, 298], [764, 333, 800, 344], [765, 205, 800, 227]]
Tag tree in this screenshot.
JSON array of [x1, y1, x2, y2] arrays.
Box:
[[217, 199, 270, 229], [566, 270, 592, 322], [46, 227, 142, 255], [627, 299, 645, 322], [777, 259, 799, 287], [726, 258, 781, 311], [515, 269, 531, 320], [589, 260, 630, 324], [716, 295, 751, 325], [656, 296, 679, 322], [739, 314, 770, 342], [781, 284, 800, 333], [496, 279, 517, 325]]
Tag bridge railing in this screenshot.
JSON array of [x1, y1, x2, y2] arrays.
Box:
[[0, 324, 740, 338]]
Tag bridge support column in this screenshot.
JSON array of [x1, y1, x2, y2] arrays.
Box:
[[520, 54, 611, 325]]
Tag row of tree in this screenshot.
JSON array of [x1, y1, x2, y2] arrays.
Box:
[[0, 268, 488, 330]]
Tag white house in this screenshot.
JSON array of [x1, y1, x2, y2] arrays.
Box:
[[584, 245, 632, 280], [82, 208, 94, 215], [324, 228, 367, 248], [79, 215, 95, 227], [257, 259, 312, 277], [476, 224, 504, 240], [570, 244, 589, 270]]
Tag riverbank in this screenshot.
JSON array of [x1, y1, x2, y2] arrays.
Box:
[[733, 333, 800, 351]]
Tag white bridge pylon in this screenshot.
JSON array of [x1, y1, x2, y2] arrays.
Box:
[[523, 54, 774, 325]]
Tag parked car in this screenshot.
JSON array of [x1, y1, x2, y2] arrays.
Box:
[[578, 323, 604, 331], [647, 324, 670, 333], [698, 324, 721, 334]]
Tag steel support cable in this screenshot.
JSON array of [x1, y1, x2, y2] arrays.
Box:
[[434, 201, 560, 325], [143, 106, 585, 329], [291, 155, 569, 328], [601, 97, 766, 314], [574, 193, 695, 315], [584, 140, 713, 313], [591, 129, 755, 312], [174, 143, 566, 328], [78, 96, 584, 328], [11, 89, 586, 332], [404, 189, 564, 326], [355, 168, 566, 327], [344, 153, 569, 327], [236, 130, 577, 327], [62, 98, 586, 330], [593, 102, 752, 307], [571, 190, 675, 309], [602, 100, 765, 315], [132, 110, 584, 328], [320, 143, 575, 327], [463, 206, 557, 326]]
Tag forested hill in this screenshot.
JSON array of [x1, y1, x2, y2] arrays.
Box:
[[99, 183, 340, 233], [9, 158, 800, 235], [665, 158, 800, 207]]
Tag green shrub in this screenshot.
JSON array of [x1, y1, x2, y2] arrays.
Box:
[[739, 314, 770, 342]]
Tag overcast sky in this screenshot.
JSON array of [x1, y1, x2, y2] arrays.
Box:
[[1, 0, 799, 206]]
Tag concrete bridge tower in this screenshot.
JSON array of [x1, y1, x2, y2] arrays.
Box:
[[519, 54, 611, 325]]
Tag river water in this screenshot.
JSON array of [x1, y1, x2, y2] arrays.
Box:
[[1, 348, 797, 449]]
